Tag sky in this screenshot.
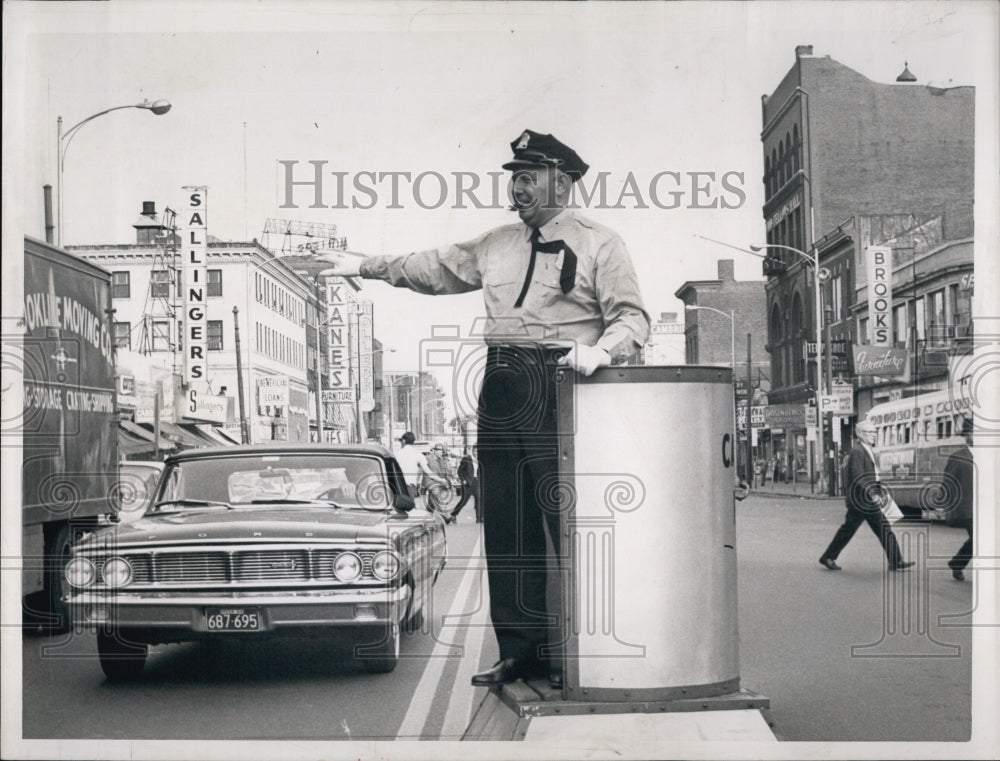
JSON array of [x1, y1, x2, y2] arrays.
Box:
[[7, 0, 997, 388]]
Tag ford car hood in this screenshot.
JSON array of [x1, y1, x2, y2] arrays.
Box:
[[80, 506, 431, 549]]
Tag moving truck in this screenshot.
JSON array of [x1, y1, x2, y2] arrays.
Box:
[[18, 236, 119, 630]]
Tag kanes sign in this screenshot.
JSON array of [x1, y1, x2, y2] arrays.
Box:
[[183, 187, 208, 383]]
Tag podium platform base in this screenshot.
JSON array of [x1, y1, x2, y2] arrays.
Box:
[[463, 679, 774, 741]]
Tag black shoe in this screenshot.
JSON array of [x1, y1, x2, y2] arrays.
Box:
[[890, 561, 915, 571], [819, 556, 842, 571], [444, 515, 456, 525], [471, 658, 536, 686], [952, 568, 965, 581]]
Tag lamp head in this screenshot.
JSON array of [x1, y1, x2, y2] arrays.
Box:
[[146, 99, 172, 116], [748, 244, 764, 253]]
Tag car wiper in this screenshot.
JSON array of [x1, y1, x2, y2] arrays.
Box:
[[154, 499, 232, 510], [247, 498, 336, 506]]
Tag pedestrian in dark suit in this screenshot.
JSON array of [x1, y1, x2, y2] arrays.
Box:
[[945, 417, 975, 581], [451, 444, 482, 523], [819, 419, 913, 572]]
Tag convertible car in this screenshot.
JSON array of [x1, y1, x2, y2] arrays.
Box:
[[64, 444, 447, 681]]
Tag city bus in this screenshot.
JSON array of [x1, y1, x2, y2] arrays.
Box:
[[865, 388, 972, 519]]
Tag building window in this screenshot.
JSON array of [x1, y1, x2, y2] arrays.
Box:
[[207, 320, 223, 351], [151, 320, 170, 351], [112, 271, 130, 299], [207, 269, 222, 297], [829, 275, 843, 322], [769, 304, 783, 387], [914, 298, 925, 342], [113, 321, 131, 350], [927, 289, 946, 345], [791, 125, 800, 174], [791, 293, 805, 384], [893, 303, 908, 347], [859, 317, 869, 344], [150, 270, 171, 298]]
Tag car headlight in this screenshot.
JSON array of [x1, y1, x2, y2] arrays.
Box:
[[102, 557, 133, 588], [371, 551, 401, 581], [65, 557, 96, 588], [333, 552, 362, 582]]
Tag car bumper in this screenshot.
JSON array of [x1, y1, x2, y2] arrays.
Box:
[[66, 586, 411, 636]]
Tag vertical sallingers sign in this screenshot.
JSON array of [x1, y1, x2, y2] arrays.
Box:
[[866, 245, 893, 346], [183, 186, 208, 384]]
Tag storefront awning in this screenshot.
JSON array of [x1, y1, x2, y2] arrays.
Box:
[[144, 421, 209, 449], [195, 424, 241, 445], [120, 420, 176, 452], [119, 428, 156, 457]]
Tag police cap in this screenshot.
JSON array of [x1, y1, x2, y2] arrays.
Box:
[[502, 129, 589, 181]]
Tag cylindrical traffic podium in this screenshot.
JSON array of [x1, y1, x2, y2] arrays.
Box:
[[556, 364, 740, 702]]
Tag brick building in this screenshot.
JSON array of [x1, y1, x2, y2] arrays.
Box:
[[675, 258, 768, 477], [759, 46, 974, 488]]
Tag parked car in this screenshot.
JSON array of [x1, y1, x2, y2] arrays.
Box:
[[64, 444, 447, 681], [113, 461, 165, 523]]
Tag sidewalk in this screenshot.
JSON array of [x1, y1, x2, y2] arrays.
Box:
[[747, 478, 841, 500]]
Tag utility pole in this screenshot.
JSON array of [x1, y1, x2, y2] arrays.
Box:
[[824, 306, 835, 496], [746, 333, 753, 488], [233, 306, 249, 444]]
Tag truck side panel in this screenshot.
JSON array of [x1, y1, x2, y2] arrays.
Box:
[[22, 237, 118, 526]]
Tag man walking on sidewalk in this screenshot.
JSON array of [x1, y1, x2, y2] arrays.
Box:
[[819, 419, 914, 572]]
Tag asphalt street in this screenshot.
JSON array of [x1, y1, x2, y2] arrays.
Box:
[[737, 492, 974, 742], [17, 492, 975, 745]]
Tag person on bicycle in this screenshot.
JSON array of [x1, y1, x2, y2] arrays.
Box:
[[424, 443, 456, 519]]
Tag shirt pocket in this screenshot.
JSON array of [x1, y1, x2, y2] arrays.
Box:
[[532, 250, 566, 292], [484, 256, 525, 311]]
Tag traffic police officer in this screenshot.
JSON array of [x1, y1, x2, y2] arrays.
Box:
[[320, 130, 650, 687]]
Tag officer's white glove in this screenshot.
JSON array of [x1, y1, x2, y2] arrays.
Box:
[[313, 252, 363, 277], [558, 345, 611, 376]]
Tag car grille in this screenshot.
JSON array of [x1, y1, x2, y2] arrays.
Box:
[[91, 547, 386, 588]]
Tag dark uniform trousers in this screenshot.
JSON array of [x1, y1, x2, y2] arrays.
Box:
[[478, 345, 567, 668]]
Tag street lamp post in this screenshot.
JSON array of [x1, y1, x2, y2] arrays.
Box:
[[750, 241, 825, 493], [57, 99, 171, 246], [685, 304, 738, 479]]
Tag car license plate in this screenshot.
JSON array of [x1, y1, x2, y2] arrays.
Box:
[[205, 607, 260, 631]]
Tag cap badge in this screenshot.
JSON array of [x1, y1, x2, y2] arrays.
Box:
[[516, 132, 531, 150]]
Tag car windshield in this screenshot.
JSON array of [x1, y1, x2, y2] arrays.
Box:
[[152, 453, 391, 512], [115, 464, 163, 520]]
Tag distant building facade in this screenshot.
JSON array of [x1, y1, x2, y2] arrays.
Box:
[[675, 258, 768, 478], [642, 312, 685, 365], [69, 202, 380, 448], [759, 46, 974, 487]]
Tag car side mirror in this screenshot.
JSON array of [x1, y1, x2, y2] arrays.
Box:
[[393, 493, 416, 512]]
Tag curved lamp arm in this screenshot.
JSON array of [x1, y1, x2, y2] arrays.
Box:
[[60, 99, 172, 169]]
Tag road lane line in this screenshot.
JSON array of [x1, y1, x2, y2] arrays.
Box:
[[396, 533, 484, 739], [439, 572, 490, 738]]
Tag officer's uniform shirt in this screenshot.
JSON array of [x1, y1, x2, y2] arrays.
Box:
[[359, 209, 650, 362]]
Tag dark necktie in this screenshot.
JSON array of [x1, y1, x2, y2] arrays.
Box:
[[513, 228, 578, 308]]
